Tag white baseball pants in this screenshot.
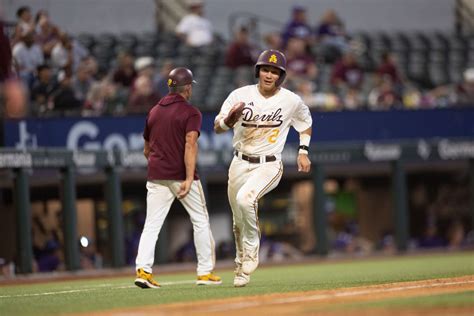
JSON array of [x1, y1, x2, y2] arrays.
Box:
[[135, 180, 216, 276], [227, 156, 283, 266]]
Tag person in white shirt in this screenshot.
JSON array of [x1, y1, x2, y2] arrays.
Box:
[[51, 32, 88, 73], [12, 31, 44, 87], [175, 0, 213, 47], [214, 49, 313, 287]]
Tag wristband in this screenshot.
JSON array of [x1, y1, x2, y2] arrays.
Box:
[[298, 145, 309, 155], [219, 118, 230, 131], [300, 133, 311, 147]]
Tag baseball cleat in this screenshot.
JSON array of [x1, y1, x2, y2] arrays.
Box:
[[233, 272, 250, 287], [242, 255, 259, 275], [196, 272, 222, 285], [134, 268, 161, 289]]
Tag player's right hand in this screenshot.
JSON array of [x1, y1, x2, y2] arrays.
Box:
[[177, 179, 193, 199]]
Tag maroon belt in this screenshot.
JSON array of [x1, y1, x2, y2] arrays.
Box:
[[235, 150, 276, 163]]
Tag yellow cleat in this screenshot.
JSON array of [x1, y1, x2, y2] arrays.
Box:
[[134, 268, 161, 289], [196, 272, 222, 285]]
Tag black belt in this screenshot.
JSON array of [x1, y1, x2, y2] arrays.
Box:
[[235, 150, 276, 163]]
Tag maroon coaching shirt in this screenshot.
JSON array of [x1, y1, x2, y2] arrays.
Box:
[[143, 93, 202, 180]]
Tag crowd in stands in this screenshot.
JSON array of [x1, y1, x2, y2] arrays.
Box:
[[0, 2, 473, 118]]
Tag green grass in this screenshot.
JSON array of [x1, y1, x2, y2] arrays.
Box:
[[0, 252, 473, 315]]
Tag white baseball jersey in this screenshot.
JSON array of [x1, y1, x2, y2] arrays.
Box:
[[215, 84, 312, 156]]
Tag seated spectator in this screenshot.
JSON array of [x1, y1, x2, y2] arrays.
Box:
[[428, 68, 474, 107], [72, 62, 96, 106], [31, 64, 55, 115], [454, 68, 474, 105], [31, 206, 63, 272], [112, 51, 136, 87], [154, 59, 174, 97], [34, 239, 62, 272], [402, 84, 437, 109], [316, 9, 349, 63], [133, 56, 165, 98], [81, 56, 99, 79], [34, 10, 61, 58], [342, 88, 366, 110], [418, 224, 446, 248], [51, 32, 88, 73], [376, 51, 402, 85], [134, 56, 155, 80], [175, 0, 213, 47], [51, 70, 82, 115], [12, 30, 44, 88], [368, 78, 401, 110], [451, 68, 474, 105], [330, 51, 364, 92], [285, 36, 318, 85], [12, 6, 34, 46], [84, 78, 128, 116], [127, 75, 161, 114], [378, 232, 396, 254], [224, 26, 256, 69], [83, 80, 105, 116], [281, 5, 313, 48], [295, 79, 342, 110]]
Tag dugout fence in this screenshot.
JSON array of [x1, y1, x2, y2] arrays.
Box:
[[1, 139, 473, 273]]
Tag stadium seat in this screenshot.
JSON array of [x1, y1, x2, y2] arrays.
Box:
[[76, 33, 96, 51], [156, 42, 175, 58], [406, 34, 429, 52], [134, 44, 155, 57], [95, 33, 116, 48], [448, 50, 467, 68], [428, 65, 449, 86]]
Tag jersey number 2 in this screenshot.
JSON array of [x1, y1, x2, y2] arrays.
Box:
[[268, 129, 280, 143]]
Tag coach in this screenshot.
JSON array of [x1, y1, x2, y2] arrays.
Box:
[[134, 67, 221, 288]]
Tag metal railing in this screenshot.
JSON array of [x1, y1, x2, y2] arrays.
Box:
[[456, 0, 474, 36], [155, 0, 188, 33], [228, 11, 284, 44]]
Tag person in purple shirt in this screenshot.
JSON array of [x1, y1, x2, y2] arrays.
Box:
[[330, 51, 364, 91], [281, 5, 313, 48], [134, 67, 221, 288]]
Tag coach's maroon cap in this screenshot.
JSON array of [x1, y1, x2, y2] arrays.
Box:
[[167, 67, 197, 87]]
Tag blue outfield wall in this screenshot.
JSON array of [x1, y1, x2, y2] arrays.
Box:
[[2, 108, 474, 151]]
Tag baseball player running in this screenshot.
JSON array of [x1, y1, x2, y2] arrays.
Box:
[[135, 67, 221, 288], [214, 50, 313, 287]]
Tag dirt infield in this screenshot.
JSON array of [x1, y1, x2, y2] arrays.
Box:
[[82, 275, 474, 316]]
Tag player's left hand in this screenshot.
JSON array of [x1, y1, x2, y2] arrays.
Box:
[[297, 153, 311, 173], [177, 179, 193, 199]]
